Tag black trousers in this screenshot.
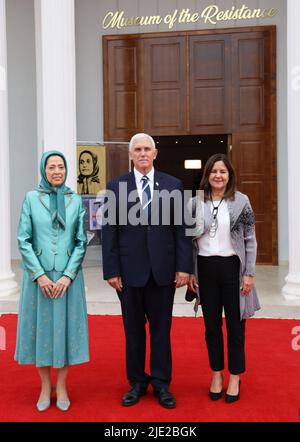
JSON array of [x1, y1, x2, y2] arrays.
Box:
[[197, 255, 246, 375], [118, 274, 175, 391]]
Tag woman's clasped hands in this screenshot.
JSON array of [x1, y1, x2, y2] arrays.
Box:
[[37, 275, 71, 299]]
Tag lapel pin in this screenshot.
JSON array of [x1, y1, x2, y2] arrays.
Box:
[[156, 182, 159, 187]]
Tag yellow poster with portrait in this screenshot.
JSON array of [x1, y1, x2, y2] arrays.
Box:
[[77, 145, 106, 195]]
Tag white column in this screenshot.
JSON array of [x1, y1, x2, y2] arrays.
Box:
[[0, 0, 18, 297], [282, 0, 300, 299], [35, 0, 77, 189]]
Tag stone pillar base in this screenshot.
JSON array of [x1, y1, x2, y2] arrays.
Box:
[[282, 274, 300, 300], [0, 272, 19, 298]]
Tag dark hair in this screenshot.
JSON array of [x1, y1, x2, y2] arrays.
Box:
[[199, 153, 236, 201]]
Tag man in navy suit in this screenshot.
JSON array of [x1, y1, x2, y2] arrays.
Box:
[[102, 133, 192, 408]]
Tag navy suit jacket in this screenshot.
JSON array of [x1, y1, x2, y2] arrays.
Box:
[[102, 170, 193, 287]]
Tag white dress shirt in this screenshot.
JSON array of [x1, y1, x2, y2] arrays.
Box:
[[133, 167, 154, 205]]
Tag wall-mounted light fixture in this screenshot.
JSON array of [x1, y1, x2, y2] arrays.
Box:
[[184, 159, 202, 169]]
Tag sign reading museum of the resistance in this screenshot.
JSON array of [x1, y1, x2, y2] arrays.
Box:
[[102, 4, 278, 30]]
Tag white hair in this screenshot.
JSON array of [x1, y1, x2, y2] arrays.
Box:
[[129, 133, 156, 151]]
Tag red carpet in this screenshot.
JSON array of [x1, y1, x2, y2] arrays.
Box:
[[0, 314, 299, 422]]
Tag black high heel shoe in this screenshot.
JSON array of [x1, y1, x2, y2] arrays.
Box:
[[209, 390, 222, 401], [209, 375, 223, 401], [225, 380, 241, 403]]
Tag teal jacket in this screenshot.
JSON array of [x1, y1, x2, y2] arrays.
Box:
[[18, 190, 87, 281]]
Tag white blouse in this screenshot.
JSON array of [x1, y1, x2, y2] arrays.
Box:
[[197, 200, 236, 257]]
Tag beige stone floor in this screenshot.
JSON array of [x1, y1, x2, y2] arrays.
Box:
[[1, 257, 300, 319]]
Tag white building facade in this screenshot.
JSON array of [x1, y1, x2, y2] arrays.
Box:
[[0, 0, 299, 299]]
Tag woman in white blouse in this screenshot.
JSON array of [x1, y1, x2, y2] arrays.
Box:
[[188, 154, 260, 403]]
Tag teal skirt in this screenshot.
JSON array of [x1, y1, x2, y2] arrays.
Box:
[[15, 269, 89, 368]]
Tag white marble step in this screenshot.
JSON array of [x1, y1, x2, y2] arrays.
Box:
[[1, 262, 299, 318]]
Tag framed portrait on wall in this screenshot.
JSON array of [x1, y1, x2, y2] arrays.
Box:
[[77, 144, 106, 195]]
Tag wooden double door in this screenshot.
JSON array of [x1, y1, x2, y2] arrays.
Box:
[[103, 27, 277, 264]]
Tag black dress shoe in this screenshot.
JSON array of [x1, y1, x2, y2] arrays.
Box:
[[122, 384, 147, 407], [225, 380, 241, 403], [154, 389, 176, 409]]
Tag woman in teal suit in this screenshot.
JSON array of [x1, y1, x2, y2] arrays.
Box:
[[15, 151, 89, 412]]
